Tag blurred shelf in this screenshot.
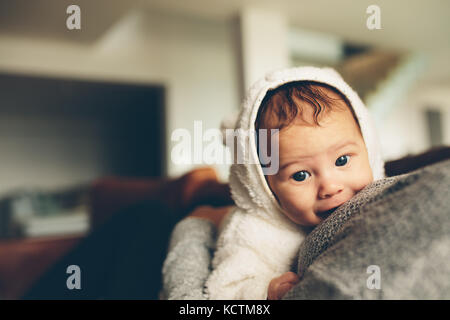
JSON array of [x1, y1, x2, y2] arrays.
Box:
[[24, 209, 90, 238]]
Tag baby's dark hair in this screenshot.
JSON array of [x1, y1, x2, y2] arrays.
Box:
[[255, 81, 360, 132]]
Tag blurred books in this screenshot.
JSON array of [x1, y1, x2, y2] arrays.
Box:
[[0, 186, 90, 239], [23, 206, 89, 237]]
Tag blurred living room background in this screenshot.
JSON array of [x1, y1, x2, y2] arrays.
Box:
[[0, 0, 449, 298]]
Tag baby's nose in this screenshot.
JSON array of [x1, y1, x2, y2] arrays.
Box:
[[318, 183, 343, 199]]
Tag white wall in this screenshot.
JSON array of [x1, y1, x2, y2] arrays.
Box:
[[0, 8, 240, 193], [377, 83, 450, 161], [239, 7, 289, 90]]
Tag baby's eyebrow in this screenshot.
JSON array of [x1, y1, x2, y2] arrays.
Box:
[[332, 140, 358, 151], [279, 141, 358, 171], [279, 157, 309, 171]]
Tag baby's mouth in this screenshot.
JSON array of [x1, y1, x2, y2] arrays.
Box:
[[316, 206, 339, 219]]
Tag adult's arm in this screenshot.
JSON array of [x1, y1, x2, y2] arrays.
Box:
[[161, 206, 232, 300], [161, 217, 216, 300]]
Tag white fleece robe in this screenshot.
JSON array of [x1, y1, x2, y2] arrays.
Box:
[[204, 66, 385, 300]]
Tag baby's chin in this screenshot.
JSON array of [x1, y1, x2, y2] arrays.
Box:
[[284, 210, 323, 227]]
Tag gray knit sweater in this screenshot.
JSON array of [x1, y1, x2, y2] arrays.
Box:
[[162, 217, 215, 300], [162, 159, 450, 300]]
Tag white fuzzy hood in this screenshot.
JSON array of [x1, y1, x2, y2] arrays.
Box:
[[207, 67, 385, 299], [226, 66, 385, 223]]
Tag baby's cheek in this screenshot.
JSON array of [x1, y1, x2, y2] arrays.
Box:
[[280, 196, 315, 225], [271, 182, 317, 225], [354, 166, 373, 191]]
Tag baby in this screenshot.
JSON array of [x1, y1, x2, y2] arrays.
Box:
[[258, 81, 373, 226], [258, 80, 374, 299], [205, 67, 385, 299]]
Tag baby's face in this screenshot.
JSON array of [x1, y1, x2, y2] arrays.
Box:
[[266, 105, 373, 226]]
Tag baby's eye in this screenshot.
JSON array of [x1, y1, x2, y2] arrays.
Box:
[[335, 155, 350, 167], [292, 170, 311, 182]]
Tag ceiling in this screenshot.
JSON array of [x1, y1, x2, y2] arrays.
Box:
[[0, 0, 135, 44], [141, 0, 450, 51], [1, 0, 448, 50], [0, 0, 449, 83]]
